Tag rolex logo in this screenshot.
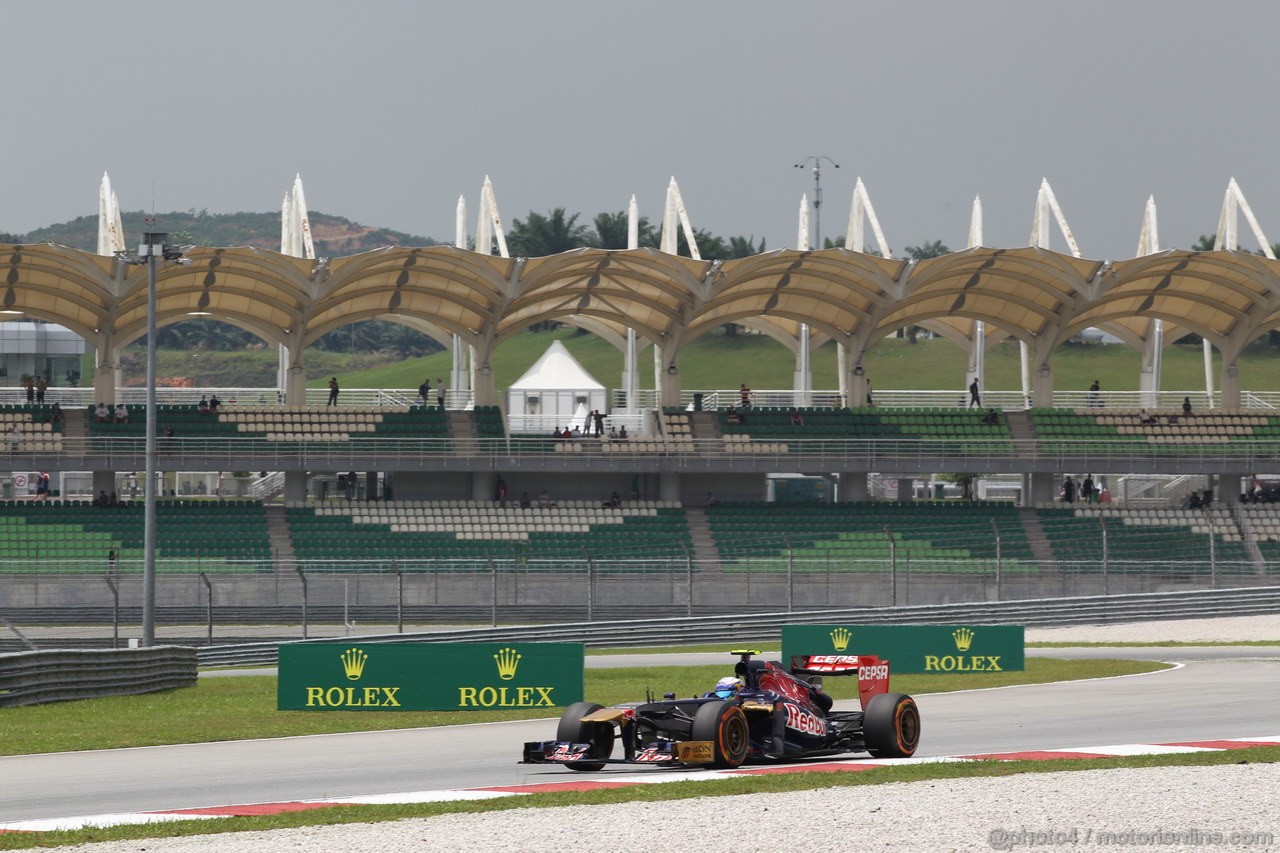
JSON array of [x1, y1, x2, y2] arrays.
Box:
[[494, 647, 522, 681], [340, 647, 368, 681], [829, 627, 852, 652], [952, 627, 975, 652]]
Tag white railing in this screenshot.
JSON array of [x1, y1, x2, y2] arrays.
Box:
[[9, 385, 1280, 412]]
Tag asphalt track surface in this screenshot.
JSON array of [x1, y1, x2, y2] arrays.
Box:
[[3, 648, 1278, 825]]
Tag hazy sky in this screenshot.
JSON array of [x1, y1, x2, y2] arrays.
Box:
[[5, 1, 1279, 259]]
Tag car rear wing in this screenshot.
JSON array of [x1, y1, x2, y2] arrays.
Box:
[[790, 654, 891, 710]]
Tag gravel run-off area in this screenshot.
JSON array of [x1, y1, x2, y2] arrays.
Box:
[[46, 615, 1280, 852]]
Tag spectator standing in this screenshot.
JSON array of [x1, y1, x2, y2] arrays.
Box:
[[436, 379, 446, 409], [495, 477, 508, 506], [35, 471, 48, 500], [23, 375, 34, 403], [198, 395, 210, 415], [968, 378, 981, 408], [1081, 474, 1096, 503], [35, 376, 46, 403], [327, 377, 340, 406], [208, 394, 221, 413], [50, 402, 63, 426], [10, 423, 21, 452], [593, 410, 605, 436], [739, 383, 752, 408], [419, 378, 430, 402], [107, 548, 118, 578], [1062, 476, 1076, 503], [1088, 380, 1101, 407], [1182, 396, 1193, 416], [866, 379, 875, 407]]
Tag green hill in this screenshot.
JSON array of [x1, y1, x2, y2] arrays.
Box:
[[20, 210, 437, 256]]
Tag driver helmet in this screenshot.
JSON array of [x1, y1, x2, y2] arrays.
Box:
[[713, 676, 743, 699]]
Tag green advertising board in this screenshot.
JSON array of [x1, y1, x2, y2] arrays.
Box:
[[277, 642, 584, 711], [782, 624, 1024, 674]]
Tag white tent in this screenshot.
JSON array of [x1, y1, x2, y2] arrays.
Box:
[[506, 340, 608, 433]]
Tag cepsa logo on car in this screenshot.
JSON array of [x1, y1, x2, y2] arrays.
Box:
[[784, 702, 827, 736], [804, 655, 861, 673], [858, 663, 889, 681]]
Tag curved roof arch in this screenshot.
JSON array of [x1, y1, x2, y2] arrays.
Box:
[[6, 237, 1280, 375]]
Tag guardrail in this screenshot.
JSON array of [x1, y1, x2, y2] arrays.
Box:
[[0, 646, 197, 707], [194, 585, 1280, 667], [24, 435, 1280, 470]]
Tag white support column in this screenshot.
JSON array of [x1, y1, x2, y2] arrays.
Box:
[[1203, 339, 1216, 408], [967, 195, 986, 396], [841, 180, 890, 408], [452, 195, 471, 405], [1026, 179, 1082, 408], [97, 172, 125, 257], [1210, 179, 1276, 409], [623, 194, 640, 411], [795, 194, 812, 405], [843, 178, 892, 257], [279, 175, 315, 404], [1137, 195, 1163, 407]]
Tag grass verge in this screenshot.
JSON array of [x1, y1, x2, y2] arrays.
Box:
[[3, 745, 1276, 850], [2, 659, 1164, 757]]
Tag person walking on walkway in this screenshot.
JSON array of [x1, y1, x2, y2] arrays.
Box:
[[968, 377, 981, 408]]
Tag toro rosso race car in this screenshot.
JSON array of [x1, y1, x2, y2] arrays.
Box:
[[521, 649, 920, 770]]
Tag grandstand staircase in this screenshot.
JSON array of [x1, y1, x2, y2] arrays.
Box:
[[447, 411, 479, 453], [1016, 507, 1060, 572], [682, 507, 722, 571], [688, 410, 721, 440], [263, 505, 298, 570], [1003, 409, 1034, 444], [61, 408, 88, 440]]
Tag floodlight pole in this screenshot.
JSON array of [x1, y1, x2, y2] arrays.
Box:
[[795, 155, 839, 249], [124, 226, 188, 648], [143, 238, 158, 646]]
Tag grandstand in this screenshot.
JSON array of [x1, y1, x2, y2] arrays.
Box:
[[285, 499, 690, 567], [9, 194, 1280, 623], [1030, 408, 1280, 456], [709, 501, 1035, 573], [0, 499, 270, 571]]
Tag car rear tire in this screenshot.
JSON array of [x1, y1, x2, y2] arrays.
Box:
[[691, 700, 750, 768], [863, 692, 921, 758], [556, 701, 614, 771]]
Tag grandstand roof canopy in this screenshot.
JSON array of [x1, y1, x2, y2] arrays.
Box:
[[4, 241, 1280, 365]]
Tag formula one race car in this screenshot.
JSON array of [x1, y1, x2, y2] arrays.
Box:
[[521, 649, 920, 771]]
